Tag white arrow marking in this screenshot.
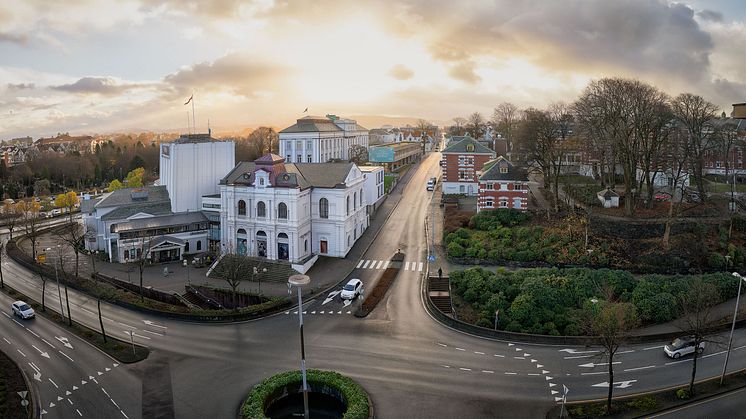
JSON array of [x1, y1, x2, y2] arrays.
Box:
[[28, 363, 41, 381], [559, 348, 600, 354], [65, 391, 71, 396], [537, 364, 544, 368], [530, 359, 537, 363], [555, 397, 564, 402], [542, 370, 550, 374], [546, 376, 553, 381], [81, 380, 87, 385], [105, 367, 111, 372], [322, 290, 341, 305], [57, 396, 63, 401], [97, 371, 103, 376], [342, 299, 352, 307], [320, 311, 324, 314], [579, 362, 621, 368], [88, 376, 94, 380], [113, 363, 119, 367], [508, 343, 514, 347], [142, 320, 167, 329], [41, 409, 47, 415], [55, 336, 73, 349], [33, 371, 41, 382], [31, 345, 50, 358], [72, 385, 78, 390], [591, 380, 637, 389], [515, 348, 523, 351], [549, 383, 557, 388], [49, 402, 55, 408], [523, 353, 531, 357], [551, 390, 559, 395]]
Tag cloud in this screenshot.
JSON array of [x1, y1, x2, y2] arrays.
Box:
[[6, 83, 35, 90], [163, 52, 290, 98], [52, 77, 139, 95], [697, 9, 723, 22], [448, 62, 481, 84], [0, 31, 28, 44], [389, 64, 414, 80]]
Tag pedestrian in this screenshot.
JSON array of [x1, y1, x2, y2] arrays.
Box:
[[437, 267, 443, 279]]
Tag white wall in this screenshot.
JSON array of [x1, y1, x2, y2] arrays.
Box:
[[361, 167, 385, 209]]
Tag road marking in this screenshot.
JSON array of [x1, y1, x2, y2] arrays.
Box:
[[559, 348, 599, 354], [494, 354, 505, 358], [437, 343, 447, 347], [482, 370, 494, 374], [580, 371, 607, 376], [564, 355, 594, 359], [76, 409, 82, 416], [367, 261, 378, 269], [456, 347, 465, 351], [26, 328, 40, 338], [505, 372, 517, 375], [545, 376, 554, 381], [617, 350, 634, 354], [578, 362, 621, 368], [58, 351, 75, 362], [624, 365, 656, 372], [442, 365, 451, 368], [419, 262, 424, 271], [346, 311, 351, 314], [356, 260, 364, 268], [131, 333, 151, 340], [665, 359, 692, 365], [121, 410, 129, 418], [702, 350, 727, 359], [320, 311, 324, 314], [362, 260, 371, 269], [643, 345, 664, 351], [592, 380, 636, 389], [382, 261, 390, 269], [110, 398, 120, 408], [3, 338, 10, 344], [49, 378, 59, 388], [141, 330, 163, 337], [514, 356, 525, 360], [459, 367, 471, 371], [117, 322, 137, 330], [41, 338, 55, 349], [376, 260, 384, 269], [474, 351, 484, 355], [17, 349, 26, 357], [101, 387, 110, 397], [405, 262, 410, 271], [67, 399, 73, 405], [1, 312, 8, 318], [523, 353, 531, 357]]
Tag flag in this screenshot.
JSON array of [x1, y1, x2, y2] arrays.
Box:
[[303, 107, 308, 113], [184, 94, 193, 105]]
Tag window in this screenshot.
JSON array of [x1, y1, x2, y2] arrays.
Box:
[[307, 154, 312, 162], [485, 183, 493, 190], [238, 200, 247, 216], [514, 183, 522, 191], [124, 249, 129, 259], [360, 190, 363, 206], [286, 154, 291, 162], [485, 200, 494, 208], [459, 170, 467, 180], [466, 144, 474, 151], [500, 165, 508, 174], [297, 154, 301, 162], [353, 192, 357, 210], [185, 241, 190, 252], [278, 202, 288, 219], [257, 201, 266, 217], [319, 198, 329, 218], [304, 239, 308, 253], [500, 200, 508, 208], [346, 196, 350, 215], [259, 177, 265, 186], [197, 241, 202, 251]]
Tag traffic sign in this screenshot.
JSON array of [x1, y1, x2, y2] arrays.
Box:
[[428, 254, 436, 262]]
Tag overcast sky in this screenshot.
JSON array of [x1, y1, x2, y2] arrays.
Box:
[[1, 0, 745, 138]]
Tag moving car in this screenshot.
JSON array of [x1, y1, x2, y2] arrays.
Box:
[[340, 279, 363, 300], [664, 336, 705, 359], [11, 301, 35, 319], [426, 177, 437, 191]]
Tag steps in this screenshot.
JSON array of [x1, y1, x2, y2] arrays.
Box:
[[208, 256, 300, 284], [428, 276, 453, 315]]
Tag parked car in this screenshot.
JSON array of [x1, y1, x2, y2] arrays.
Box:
[[664, 336, 705, 359], [653, 192, 672, 202], [340, 278, 363, 300], [427, 177, 437, 191], [11, 301, 35, 319]]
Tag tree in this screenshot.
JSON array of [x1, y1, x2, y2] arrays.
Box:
[[585, 298, 639, 414], [349, 144, 368, 165], [631, 86, 673, 207], [663, 128, 693, 247], [416, 119, 433, 153], [672, 93, 719, 200], [129, 155, 146, 171], [450, 117, 467, 136], [132, 236, 157, 301], [55, 191, 79, 224], [124, 167, 145, 188], [492, 102, 520, 151], [0, 202, 20, 239], [0, 242, 4, 289], [678, 279, 720, 398], [107, 179, 124, 192], [517, 108, 558, 195], [59, 221, 85, 279], [33, 179, 51, 197], [212, 250, 253, 309], [17, 200, 41, 260], [466, 112, 486, 139]]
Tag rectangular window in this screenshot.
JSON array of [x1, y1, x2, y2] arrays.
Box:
[[500, 200, 508, 208], [297, 154, 301, 162], [485, 183, 493, 190], [500, 166, 508, 173], [485, 200, 494, 208], [307, 154, 312, 162], [459, 170, 467, 180], [286, 154, 291, 162], [514, 183, 522, 191]]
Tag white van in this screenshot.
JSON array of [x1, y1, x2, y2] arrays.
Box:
[[426, 177, 437, 191]]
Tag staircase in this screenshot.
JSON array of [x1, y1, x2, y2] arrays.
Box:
[[181, 290, 214, 310], [208, 256, 300, 283], [428, 276, 453, 315]]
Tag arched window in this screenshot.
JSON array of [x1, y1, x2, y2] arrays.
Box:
[[238, 200, 246, 216], [346, 196, 350, 215], [353, 192, 357, 210], [360, 189, 363, 206], [278, 202, 288, 219], [304, 239, 308, 253], [319, 198, 329, 219], [196, 240, 202, 251], [257, 201, 266, 217], [185, 241, 190, 252]]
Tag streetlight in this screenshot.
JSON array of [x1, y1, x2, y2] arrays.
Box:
[[254, 266, 267, 295], [720, 271, 746, 385], [288, 274, 311, 419], [46, 246, 66, 323]]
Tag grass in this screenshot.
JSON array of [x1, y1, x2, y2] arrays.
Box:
[[704, 180, 746, 193], [3, 285, 149, 363], [383, 174, 395, 193]]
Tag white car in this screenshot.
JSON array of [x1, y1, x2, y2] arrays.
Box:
[[340, 279, 363, 300], [664, 336, 705, 359], [11, 301, 35, 319]]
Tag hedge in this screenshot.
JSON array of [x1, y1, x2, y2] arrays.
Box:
[[241, 369, 369, 419]]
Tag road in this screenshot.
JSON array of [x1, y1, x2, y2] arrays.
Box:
[[2, 153, 746, 418], [648, 386, 746, 418]]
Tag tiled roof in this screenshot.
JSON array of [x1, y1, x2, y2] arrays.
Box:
[[101, 202, 172, 221], [222, 161, 354, 190], [442, 136, 494, 154], [95, 185, 170, 208], [111, 211, 207, 232], [279, 116, 343, 134], [478, 156, 528, 181]]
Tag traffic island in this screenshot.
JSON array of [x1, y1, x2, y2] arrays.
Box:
[[0, 348, 32, 419], [240, 369, 372, 419], [354, 252, 404, 317]]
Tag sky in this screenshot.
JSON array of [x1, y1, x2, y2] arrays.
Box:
[[1, 0, 745, 138]]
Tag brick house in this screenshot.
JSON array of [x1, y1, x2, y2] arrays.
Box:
[[441, 136, 496, 196], [477, 156, 529, 212]]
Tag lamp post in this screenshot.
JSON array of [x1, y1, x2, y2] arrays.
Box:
[[46, 246, 66, 323], [721, 271, 746, 385], [288, 274, 311, 419], [254, 266, 267, 295]]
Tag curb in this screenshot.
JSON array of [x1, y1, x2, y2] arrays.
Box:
[[18, 363, 38, 419]]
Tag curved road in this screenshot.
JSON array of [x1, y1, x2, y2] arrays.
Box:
[[2, 153, 746, 418]]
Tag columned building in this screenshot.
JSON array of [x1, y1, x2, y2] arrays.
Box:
[[278, 115, 368, 163], [219, 154, 368, 264]]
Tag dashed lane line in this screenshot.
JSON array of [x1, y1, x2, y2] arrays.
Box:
[[59, 351, 75, 362], [643, 345, 664, 351], [623, 365, 656, 372]]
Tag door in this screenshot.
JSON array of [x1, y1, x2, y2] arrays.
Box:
[[320, 240, 328, 254]]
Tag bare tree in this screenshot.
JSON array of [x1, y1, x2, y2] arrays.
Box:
[[633, 87, 673, 207], [714, 119, 741, 231], [678, 279, 720, 398], [0, 202, 20, 239], [451, 117, 467, 136], [492, 102, 520, 151], [672, 93, 719, 200], [17, 200, 42, 260], [59, 222, 85, 279], [416, 119, 433, 153], [573, 91, 618, 188], [211, 250, 254, 309], [585, 298, 639, 414], [348, 144, 368, 165], [466, 112, 486, 139], [133, 236, 157, 301], [663, 128, 693, 247]]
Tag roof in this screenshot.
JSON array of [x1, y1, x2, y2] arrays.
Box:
[[442, 136, 494, 155], [279, 116, 344, 134], [173, 133, 220, 144], [95, 185, 170, 208], [370, 141, 421, 151], [222, 160, 354, 190], [79, 198, 100, 213], [358, 166, 383, 172], [597, 188, 619, 198], [149, 236, 185, 247], [111, 212, 208, 233], [478, 156, 528, 181], [101, 202, 172, 221], [202, 193, 221, 198], [255, 153, 286, 164]]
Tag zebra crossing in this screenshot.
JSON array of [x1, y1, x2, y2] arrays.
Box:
[[355, 259, 425, 272]]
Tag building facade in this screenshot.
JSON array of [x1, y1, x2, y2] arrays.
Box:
[[368, 142, 422, 172], [441, 136, 496, 196], [359, 166, 385, 214], [477, 156, 529, 212], [159, 134, 235, 213], [278, 115, 369, 164], [219, 154, 368, 265]]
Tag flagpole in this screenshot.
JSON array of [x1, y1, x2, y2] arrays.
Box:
[[186, 111, 191, 135], [191, 90, 196, 134]]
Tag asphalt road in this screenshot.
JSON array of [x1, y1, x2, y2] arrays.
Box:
[[648, 386, 746, 419], [2, 153, 746, 418]]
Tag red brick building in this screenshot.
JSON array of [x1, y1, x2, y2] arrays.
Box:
[[477, 156, 529, 212], [441, 136, 496, 196]]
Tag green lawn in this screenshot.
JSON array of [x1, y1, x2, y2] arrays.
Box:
[[384, 174, 395, 193], [705, 180, 746, 193]]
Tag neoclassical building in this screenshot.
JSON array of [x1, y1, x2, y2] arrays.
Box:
[[278, 115, 368, 163], [219, 154, 368, 265]]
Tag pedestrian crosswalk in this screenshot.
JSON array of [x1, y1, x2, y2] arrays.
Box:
[[355, 259, 424, 272]]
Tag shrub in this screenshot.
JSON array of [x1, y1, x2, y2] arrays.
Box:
[[626, 395, 658, 411], [447, 242, 465, 258], [675, 388, 690, 400]]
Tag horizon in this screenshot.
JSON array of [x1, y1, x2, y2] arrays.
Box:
[[1, 0, 745, 139]]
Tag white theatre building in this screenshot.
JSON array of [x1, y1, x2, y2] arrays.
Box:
[[278, 115, 368, 163], [220, 154, 368, 266], [160, 134, 235, 213]]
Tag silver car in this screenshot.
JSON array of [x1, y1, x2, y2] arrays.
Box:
[[11, 301, 35, 319], [664, 336, 704, 359]]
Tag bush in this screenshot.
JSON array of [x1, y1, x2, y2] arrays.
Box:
[[626, 395, 658, 411], [242, 369, 369, 419], [676, 388, 690, 400]]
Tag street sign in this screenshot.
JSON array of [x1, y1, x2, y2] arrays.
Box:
[[428, 254, 436, 262], [36, 254, 46, 263]]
